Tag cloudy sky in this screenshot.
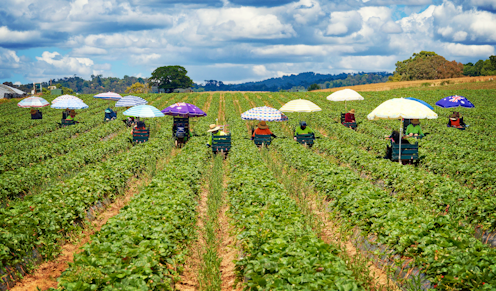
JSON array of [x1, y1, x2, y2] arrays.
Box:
[[0, 0, 495, 85]]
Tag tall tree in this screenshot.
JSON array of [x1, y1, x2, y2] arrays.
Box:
[[149, 65, 193, 92], [389, 51, 463, 81]]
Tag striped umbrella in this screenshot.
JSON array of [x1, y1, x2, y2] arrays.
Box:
[[52, 95, 83, 104], [94, 92, 122, 101], [115, 95, 148, 107], [51, 99, 89, 109], [123, 105, 164, 118], [241, 106, 288, 122], [17, 97, 50, 108]]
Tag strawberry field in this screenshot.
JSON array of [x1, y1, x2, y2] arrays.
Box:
[[2, 84, 496, 290]]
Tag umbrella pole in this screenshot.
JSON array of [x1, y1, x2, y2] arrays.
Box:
[[345, 100, 347, 112], [398, 120, 403, 164]]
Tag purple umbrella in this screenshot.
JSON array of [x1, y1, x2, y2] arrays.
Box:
[[161, 102, 207, 117], [435, 95, 474, 108]]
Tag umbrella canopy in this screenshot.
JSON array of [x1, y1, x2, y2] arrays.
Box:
[[405, 97, 434, 110], [435, 95, 474, 108], [123, 105, 164, 118], [17, 97, 49, 108], [367, 98, 438, 120], [94, 92, 122, 101], [115, 95, 148, 107], [52, 95, 83, 104], [279, 99, 322, 113], [241, 106, 288, 122], [326, 89, 364, 101], [51, 99, 89, 109], [161, 102, 207, 117]]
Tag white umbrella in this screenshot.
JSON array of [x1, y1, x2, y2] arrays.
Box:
[[326, 89, 364, 111], [279, 99, 321, 113], [367, 98, 438, 163], [52, 95, 83, 104]]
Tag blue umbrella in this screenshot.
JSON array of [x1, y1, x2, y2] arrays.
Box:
[[115, 95, 148, 107], [51, 99, 89, 109], [435, 95, 474, 108], [405, 97, 434, 110], [123, 105, 164, 118]]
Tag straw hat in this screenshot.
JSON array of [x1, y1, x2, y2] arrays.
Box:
[[449, 113, 458, 120], [257, 121, 268, 129], [349, 109, 355, 114], [411, 119, 420, 125], [69, 110, 76, 115], [30, 109, 37, 114], [207, 124, 221, 132]]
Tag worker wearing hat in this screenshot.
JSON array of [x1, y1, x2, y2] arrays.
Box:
[[344, 109, 356, 123], [66, 110, 79, 123], [206, 124, 226, 147], [294, 121, 314, 140], [252, 121, 277, 139], [405, 119, 423, 137]]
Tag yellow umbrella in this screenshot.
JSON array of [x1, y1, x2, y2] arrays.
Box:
[[367, 98, 438, 163], [279, 99, 321, 113]]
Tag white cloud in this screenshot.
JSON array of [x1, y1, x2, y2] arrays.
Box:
[[253, 65, 269, 76], [129, 53, 161, 65], [14, 81, 21, 85], [339, 55, 397, 71], [326, 11, 362, 36], [444, 43, 495, 57], [72, 46, 108, 56], [0, 26, 39, 44], [251, 44, 355, 56]]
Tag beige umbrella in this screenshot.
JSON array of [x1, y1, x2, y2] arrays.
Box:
[[326, 89, 364, 111], [368, 98, 438, 163], [279, 99, 322, 113]]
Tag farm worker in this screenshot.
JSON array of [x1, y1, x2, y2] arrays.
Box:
[[344, 109, 356, 122], [448, 112, 466, 129], [207, 124, 226, 147], [131, 121, 146, 135], [66, 110, 79, 123], [384, 130, 411, 159], [405, 119, 424, 137], [252, 121, 277, 139], [294, 121, 314, 140], [62, 108, 71, 119]]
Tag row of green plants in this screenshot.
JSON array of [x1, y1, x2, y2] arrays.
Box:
[[52, 93, 217, 290], [55, 134, 210, 290], [256, 109, 496, 290], [198, 155, 224, 290], [0, 93, 166, 152], [0, 120, 176, 287], [0, 94, 178, 203], [0, 96, 105, 140], [0, 92, 203, 281], [292, 90, 496, 191], [224, 93, 363, 290], [0, 93, 169, 172], [269, 92, 496, 230]]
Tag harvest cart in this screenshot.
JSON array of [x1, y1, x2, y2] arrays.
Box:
[[253, 134, 272, 147], [296, 134, 315, 147], [212, 134, 231, 155]]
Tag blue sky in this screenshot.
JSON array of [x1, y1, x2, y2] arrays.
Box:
[[0, 0, 495, 85]]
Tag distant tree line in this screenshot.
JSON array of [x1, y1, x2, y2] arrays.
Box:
[[463, 55, 496, 77], [17, 75, 147, 94], [195, 72, 391, 92]]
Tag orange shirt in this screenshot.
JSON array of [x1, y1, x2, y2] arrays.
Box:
[[450, 119, 461, 127], [253, 128, 273, 137]]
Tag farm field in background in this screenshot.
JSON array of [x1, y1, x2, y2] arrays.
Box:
[[2, 83, 496, 290]]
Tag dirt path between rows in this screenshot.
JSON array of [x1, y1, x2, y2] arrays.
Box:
[[11, 148, 180, 291]]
